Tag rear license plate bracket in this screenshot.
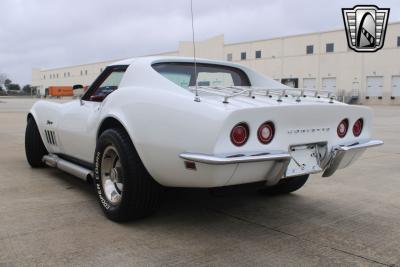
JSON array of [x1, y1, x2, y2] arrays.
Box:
[[285, 144, 322, 177]]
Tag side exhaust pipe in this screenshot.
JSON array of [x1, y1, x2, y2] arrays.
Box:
[[42, 154, 93, 181]]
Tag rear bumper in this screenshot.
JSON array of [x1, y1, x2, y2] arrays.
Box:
[[322, 139, 383, 177], [179, 151, 291, 165], [179, 139, 383, 186], [180, 151, 291, 186]]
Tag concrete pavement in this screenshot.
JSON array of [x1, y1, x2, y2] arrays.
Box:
[[0, 98, 399, 266]]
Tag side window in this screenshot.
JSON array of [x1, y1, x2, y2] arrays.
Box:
[[84, 65, 127, 102], [92, 71, 124, 97]]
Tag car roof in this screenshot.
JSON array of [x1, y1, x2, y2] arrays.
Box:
[[109, 56, 245, 68]]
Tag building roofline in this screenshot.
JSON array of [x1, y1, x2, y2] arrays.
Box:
[[37, 20, 400, 71], [40, 50, 178, 71], [40, 58, 123, 72], [224, 20, 400, 46]]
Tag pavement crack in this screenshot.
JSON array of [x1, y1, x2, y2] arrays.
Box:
[[328, 247, 396, 267], [206, 207, 395, 267]]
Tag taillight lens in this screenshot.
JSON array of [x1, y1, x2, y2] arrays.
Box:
[[353, 118, 363, 137], [230, 123, 249, 146], [257, 121, 275, 144], [337, 119, 349, 138]]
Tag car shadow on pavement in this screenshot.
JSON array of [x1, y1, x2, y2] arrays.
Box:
[[50, 168, 306, 227]]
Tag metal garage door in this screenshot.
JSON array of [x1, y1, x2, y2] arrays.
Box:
[[366, 76, 383, 97], [391, 76, 400, 96], [303, 78, 316, 90], [322, 78, 336, 94]]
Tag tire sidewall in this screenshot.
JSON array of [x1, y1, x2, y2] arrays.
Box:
[[94, 130, 131, 217], [25, 118, 48, 168]]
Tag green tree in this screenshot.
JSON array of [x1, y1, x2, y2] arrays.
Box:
[[4, 79, 12, 89], [0, 86, 7, 96], [7, 83, 20, 91], [22, 84, 32, 94]]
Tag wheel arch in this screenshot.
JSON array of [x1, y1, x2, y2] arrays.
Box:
[[27, 111, 37, 122], [27, 101, 43, 124], [97, 116, 132, 142], [27, 113, 34, 121], [96, 115, 159, 183]]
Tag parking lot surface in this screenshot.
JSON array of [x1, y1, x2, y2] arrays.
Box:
[[0, 98, 399, 266]]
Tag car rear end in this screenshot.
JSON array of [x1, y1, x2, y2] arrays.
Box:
[[180, 99, 382, 187], [148, 57, 382, 188]]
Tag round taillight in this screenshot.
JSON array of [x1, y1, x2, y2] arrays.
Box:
[[257, 121, 275, 144], [230, 123, 249, 146], [353, 118, 363, 137], [337, 119, 349, 138]]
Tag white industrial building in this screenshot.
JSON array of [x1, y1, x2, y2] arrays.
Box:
[[32, 22, 400, 104]]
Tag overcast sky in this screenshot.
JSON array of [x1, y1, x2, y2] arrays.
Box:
[[0, 0, 399, 85]]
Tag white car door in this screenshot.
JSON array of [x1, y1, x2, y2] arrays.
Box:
[[57, 65, 128, 164], [57, 100, 102, 163]]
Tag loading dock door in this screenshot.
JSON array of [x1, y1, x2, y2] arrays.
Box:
[[303, 78, 316, 90], [366, 76, 383, 96], [391, 76, 400, 96], [322, 78, 336, 94]]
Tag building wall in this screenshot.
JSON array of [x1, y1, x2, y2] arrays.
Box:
[[32, 51, 178, 96], [222, 22, 400, 105], [32, 22, 400, 104]]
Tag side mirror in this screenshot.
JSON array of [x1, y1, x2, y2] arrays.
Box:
[[73, 84, 83, 90]]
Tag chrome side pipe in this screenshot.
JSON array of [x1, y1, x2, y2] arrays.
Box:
[[42, 154, 93, 181]]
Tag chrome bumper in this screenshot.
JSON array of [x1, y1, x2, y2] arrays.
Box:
[[322, 139, 383, 177], [179, 139, 383, 182], [179, 151, 291, 165], [180, 151, 291, 185]]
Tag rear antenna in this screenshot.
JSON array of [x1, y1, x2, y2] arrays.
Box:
[[190, 0, 200, 102]]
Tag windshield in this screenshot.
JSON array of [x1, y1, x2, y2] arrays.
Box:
[[152, 62, 251, 88]]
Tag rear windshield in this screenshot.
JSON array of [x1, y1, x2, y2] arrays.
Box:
[[152, 62, 251, 88]]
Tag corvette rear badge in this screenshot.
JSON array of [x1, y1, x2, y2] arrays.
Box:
[[342, 5, 390, 52]]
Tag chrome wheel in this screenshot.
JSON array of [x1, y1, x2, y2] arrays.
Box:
[[101, 145, 124, 205]]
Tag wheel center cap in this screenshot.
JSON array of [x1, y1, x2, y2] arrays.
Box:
[[110, 168, 118, 183]]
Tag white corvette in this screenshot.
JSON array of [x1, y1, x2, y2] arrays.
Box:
[[25, 56, 383, 221]]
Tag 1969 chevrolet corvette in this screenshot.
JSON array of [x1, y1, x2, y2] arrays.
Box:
[[25, 56, 383, 221]]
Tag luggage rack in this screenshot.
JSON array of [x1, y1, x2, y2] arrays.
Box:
[[188, 86, 337, 104]]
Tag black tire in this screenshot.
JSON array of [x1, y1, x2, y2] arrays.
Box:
[[260, 175, 309, 195], [25, 117, 48, 168], [94, 128, 162, 222]]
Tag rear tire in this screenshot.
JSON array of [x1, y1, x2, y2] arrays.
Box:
[[25, 117, 48, 168], [94, 128, 162, 222], [260, 175, 309, 195]]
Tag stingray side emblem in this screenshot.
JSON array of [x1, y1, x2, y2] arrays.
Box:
[[342, 5, 390, 52]]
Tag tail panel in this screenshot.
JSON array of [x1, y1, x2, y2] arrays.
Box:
[[214, 104, 373, 155]]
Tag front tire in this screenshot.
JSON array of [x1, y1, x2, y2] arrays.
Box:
[[260, 175, 309, 195], [94, 128, 162, 222], [25, 118, 48, 168]]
